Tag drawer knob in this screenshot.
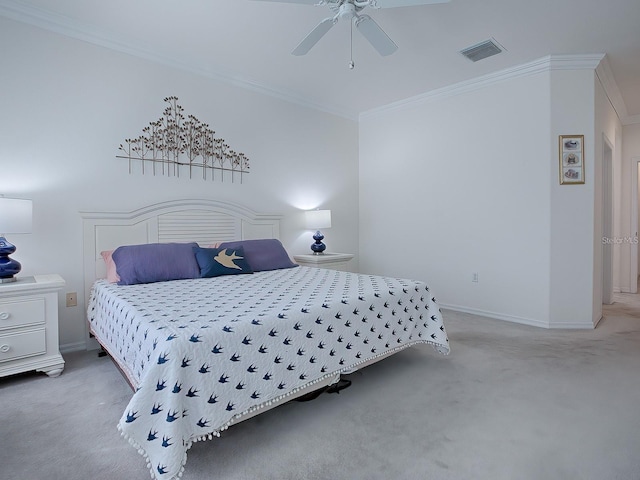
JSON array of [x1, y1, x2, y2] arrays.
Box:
[[0, 344, 10, 353], [0, 312, 9, 320]]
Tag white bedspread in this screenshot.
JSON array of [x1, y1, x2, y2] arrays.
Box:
[[88, 266, 449, 480]]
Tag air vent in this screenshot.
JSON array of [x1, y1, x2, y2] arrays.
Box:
[[460, 38, 504, 62]]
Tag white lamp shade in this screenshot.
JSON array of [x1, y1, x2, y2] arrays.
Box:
[[0, 198, 33, 234], [305, 209, 332, 230]]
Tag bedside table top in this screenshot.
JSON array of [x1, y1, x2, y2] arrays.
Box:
[[0, 274, 65, 294], [293, 253, 354, 265]]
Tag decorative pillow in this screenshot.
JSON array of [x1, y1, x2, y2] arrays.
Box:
[[100, 250, 120, 283], [217, 239, 298, 272], [193, 246, 253, 278], [112, 242, 200, 285]]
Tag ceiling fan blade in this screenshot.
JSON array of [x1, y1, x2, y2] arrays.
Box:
[[368, 0, 449, 7], [292, 17, 337, 56], [355, 15, 397, 56]]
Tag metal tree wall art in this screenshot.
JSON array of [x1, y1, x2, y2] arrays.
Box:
[[117, 97, 250, 183]]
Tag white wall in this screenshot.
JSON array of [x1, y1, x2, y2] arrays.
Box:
[[359, 61, 612, 329], [548, 69, 600, 328], [359, 72, 552, 327], [0, 18, 359, 351]]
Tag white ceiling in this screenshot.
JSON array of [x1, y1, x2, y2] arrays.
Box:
[[2, 0, 640, 122]]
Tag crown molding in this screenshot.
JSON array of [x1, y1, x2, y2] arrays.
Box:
[[548, 53, 605, 70], [361, 54, 609, 120], [0, 0, 358, 121], [595, 56, 640, 125]]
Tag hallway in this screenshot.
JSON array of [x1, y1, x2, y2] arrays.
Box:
[[604, 277, 640, 318]]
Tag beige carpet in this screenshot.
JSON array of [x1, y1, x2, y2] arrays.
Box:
[[1, 297, 639, 480]]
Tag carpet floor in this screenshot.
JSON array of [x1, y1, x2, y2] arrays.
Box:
[[1, 299, 639, 480]]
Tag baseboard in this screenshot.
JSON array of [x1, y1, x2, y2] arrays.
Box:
[[60, 341, 87, 353], [546, 320, 597, 329], [440, 303, 550, 329], [441, 303, 596, 329]]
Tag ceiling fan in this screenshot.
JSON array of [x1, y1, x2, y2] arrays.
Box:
[[252, 0, 449, 61]]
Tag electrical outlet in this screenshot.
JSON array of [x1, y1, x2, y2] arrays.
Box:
[[66, 292, 77, 307], [472, 273, 479, 283]]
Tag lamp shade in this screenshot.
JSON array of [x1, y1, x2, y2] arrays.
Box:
[[305, 209, 332, 230], [0, 198, 32, 234]]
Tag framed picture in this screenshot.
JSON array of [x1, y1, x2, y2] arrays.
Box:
[[559, 135, 585, 185]]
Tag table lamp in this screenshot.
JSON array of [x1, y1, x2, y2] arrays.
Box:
[[305, 209, 331, 254], [0, 197, 33, 283]]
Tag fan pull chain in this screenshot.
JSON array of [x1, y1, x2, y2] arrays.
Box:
[[349, 19, 355, 69]]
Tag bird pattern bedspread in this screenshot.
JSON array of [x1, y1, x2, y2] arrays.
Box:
[[88, 266, 450, 480]]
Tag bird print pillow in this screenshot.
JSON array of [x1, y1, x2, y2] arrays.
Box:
[[193, 246, 253, 278]]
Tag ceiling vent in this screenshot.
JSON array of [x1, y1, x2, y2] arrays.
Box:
[[460, 38, 504, 62]]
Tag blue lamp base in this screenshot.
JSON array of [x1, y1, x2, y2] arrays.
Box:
[[310, 230, 326, 255], [0, 237, 21, 283]]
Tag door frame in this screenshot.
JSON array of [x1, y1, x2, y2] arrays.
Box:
[[602, 135, 614, 305], [630, 156, 640, 294]]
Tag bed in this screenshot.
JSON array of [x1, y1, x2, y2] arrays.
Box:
[[82, 199, 450, 480]]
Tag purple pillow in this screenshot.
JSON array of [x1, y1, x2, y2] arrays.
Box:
[[112, 242, 200, 285], [217, 239, 297, 272]]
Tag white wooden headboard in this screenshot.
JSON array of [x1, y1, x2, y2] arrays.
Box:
[[80, 199, 282, 306]]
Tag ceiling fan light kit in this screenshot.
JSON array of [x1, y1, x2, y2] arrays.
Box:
[[252, 0, 449, 66]]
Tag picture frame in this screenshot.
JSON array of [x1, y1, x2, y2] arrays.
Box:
[[559, 135, 585, 185]]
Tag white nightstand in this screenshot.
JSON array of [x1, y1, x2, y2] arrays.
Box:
[[293, 253, 354, 271], [0, 274, 65, 378]]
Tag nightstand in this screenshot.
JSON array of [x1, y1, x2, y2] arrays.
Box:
[[0, 274, 65, 378], [293, 253, 354, 271]]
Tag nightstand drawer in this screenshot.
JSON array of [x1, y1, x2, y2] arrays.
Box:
[[0, 328, 46, 363], [0, 298, 45, 330]]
